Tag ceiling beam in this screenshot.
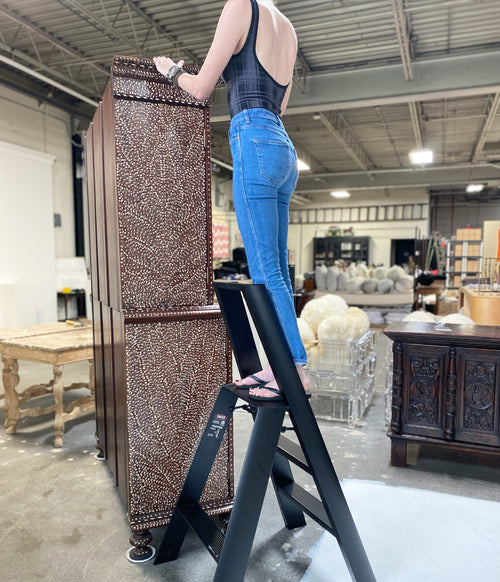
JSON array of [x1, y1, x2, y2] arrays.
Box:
[[295, 163, 500, 192], [56, 0, 143, 55], [0, 4, 109, 77], [391, 0, 413, 81], [318, 111, 374, 171], [0, 43, 101, 100], [471, 92, 500, 163], [408, 101, 423, 149], [0, 53, 99, 107], [210, 50, 500, 121], [122, 0, 200, 65]]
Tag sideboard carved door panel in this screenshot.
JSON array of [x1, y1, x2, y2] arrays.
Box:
[[455, 347, 500, 447], [402, 344, 448, 439]]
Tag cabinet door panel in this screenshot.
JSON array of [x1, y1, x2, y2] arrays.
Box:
[[402, 344, 448, 438], [455, 347, 500, 446], [114, 99, 212, 310], [124, 315, 233, 526]]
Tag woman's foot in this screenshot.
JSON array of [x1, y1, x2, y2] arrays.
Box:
[[234, 365, 274, 388], [248, 365, 310, 399]]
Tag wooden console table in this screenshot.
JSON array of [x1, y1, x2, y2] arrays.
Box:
[[459, 286, 500, 325], [384, 321, 500, 466], [0, 323, 94, 447]]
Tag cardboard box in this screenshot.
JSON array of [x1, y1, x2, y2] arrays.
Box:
[[469, 244, 480, 256]]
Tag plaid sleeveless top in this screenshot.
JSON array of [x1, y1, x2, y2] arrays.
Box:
[[222, 0, 288, 118]]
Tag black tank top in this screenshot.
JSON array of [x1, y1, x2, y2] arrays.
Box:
[[222, 0, 288, 118]]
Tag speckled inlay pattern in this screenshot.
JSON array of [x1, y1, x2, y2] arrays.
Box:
[[86, 57, 233, 533], [125, 317, 233, 518], [114, 98, 211, 309]]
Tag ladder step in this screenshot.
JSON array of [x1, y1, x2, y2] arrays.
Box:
[[179, 501, 226, 561], [278, 482, 335, 535], [277, 435, 310, 473]]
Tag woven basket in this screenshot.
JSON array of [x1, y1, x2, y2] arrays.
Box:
[[437, 300, 459, 316]]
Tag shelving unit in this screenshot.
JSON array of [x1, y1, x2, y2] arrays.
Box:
[[445, 239, 483, 288], [313, 236, 370, 269]]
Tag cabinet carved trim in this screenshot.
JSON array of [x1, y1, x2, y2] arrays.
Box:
[[391, 341, 403, 434], [444, 347, 457, 440]]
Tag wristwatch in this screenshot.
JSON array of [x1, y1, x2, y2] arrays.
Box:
[[166, 65, 185, 88]]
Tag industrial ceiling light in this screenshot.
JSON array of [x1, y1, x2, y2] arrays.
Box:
[[331, 190, 351, 199], [297, 159, 310, 171], [466, 184, 484, 193], [408, 148, 433, 165]]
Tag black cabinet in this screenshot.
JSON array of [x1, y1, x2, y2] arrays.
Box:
[[313, 236, 370, 268]]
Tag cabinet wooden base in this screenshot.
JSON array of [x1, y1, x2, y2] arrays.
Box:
[[388, 432, 500, 467]]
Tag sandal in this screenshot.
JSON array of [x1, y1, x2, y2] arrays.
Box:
[[249, 386, 312, 402], [234, 374, 268, 390], [249, 386, 284, 402]]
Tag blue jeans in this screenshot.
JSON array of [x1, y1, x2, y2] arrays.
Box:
[[229, 108, 307, 365]]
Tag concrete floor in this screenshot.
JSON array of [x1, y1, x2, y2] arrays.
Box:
[[1, 332, 499, 582]]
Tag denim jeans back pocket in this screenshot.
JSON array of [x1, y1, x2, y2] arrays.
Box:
[[253, 139, 292, 186]]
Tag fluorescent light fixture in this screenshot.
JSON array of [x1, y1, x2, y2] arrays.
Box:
[[409, 149, 433, 164], [331, 190, 351, 199], [297, 158, 310, 171], [466, 184, 484, 193]]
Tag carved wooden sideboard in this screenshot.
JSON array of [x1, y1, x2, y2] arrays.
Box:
[[385, 321, 500, 467], [85, 56, 233, 560]]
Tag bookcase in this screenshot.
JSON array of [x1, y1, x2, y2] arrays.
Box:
[[313, 236, 370, 269], [445, 228, 483, 288]]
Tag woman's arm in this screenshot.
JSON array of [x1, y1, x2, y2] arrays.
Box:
[[154, 0, 251, 100]]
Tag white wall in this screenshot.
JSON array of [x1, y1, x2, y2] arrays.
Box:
[[0, 141, 57, 325], [212, 178, 430, 275], [288, 190, 430, 274], [0, 85, 76, 258], [0, 85, 79, 324]]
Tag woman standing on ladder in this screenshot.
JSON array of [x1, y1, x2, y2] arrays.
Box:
[[154, 0, 309, 400]]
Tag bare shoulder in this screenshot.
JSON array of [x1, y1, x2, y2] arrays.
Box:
[[274, 6, 298, 47], [224, 0, 252, 12]]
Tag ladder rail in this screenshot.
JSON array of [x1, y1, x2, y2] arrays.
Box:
[[235, 283, 376, 582], [156, 282, 377, 582]]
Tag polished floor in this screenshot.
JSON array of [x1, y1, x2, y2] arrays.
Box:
[[1, 333, 499, 582]]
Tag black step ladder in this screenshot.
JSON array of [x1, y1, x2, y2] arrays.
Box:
[[154, 282, 376, 582]]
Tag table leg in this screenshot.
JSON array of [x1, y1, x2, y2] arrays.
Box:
[[390, 438, 407, 467], [2, 356, 20, 433], [88, 358, 94, 396], [53, 364, 64, 447]]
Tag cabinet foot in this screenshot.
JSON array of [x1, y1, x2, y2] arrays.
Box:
[[390, 439, 407, 467], [128, 529, 155, 563]]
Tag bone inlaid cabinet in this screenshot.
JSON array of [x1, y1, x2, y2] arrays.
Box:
[[85, 56, 233, 560], [385, 321, 500, 467]]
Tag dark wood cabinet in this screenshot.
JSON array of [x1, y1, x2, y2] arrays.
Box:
[[313, 236, 370, 269], [85, 56, 233, 558], [385, 321, 500, 467]]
